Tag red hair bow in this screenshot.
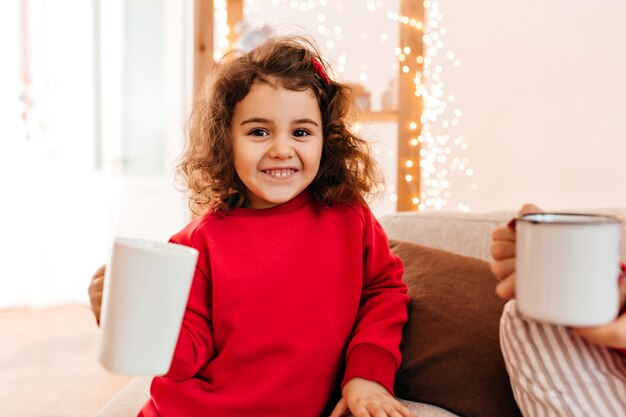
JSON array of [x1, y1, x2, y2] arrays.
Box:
[[312, 58, 330, 86]]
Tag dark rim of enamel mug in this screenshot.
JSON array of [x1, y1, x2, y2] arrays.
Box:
[[518, 212, 623, 225]]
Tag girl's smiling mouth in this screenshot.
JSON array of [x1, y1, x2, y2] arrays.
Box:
[[261, 168, 298, 178]]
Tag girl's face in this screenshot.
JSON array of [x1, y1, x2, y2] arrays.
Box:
[[231, 82, 323, 209]]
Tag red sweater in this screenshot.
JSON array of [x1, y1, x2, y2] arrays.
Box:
[[138, 192, 409, 417]]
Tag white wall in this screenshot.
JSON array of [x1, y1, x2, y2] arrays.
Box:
[[238, 1, 626, 213], [436, 0, 626, 212]]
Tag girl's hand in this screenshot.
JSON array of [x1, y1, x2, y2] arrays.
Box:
[[87, 265, 106, 324], [490, 203, 542, 299], [573, 268, 626, 348], [329, 378, 416, 417]]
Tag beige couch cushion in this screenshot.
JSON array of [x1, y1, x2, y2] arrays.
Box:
[[94, 377, 150, 417], [380, 208, 626, 261], [380, 211, 513, 262], [93, 377, 459, 417]]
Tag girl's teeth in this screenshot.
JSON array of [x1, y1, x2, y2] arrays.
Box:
[[265, 169, 294, 177]]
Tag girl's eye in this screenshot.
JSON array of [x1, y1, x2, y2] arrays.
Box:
[[292, 129, 311, 138], [249, 129, 269, 137]]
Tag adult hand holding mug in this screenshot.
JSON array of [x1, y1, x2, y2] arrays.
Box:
[[491, 204, 626, 348], [491, 204, 541, 300]]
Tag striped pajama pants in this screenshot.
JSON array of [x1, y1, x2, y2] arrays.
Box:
[[500, 300, 626, 417]]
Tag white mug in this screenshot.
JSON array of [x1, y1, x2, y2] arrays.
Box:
[[516, 213, 622, 326], [99, 238, 198, 375]]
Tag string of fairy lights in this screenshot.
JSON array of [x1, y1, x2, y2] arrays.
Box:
[[214, 0, 476, 212], [389, 1, 474, 212]]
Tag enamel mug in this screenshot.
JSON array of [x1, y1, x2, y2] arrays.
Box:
[[516, 213, 622, 326]]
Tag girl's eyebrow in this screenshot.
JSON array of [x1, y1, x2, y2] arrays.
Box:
[[240, 117, 272, 126], [293, 118, 320, 127], [240, 117, 319, 127]]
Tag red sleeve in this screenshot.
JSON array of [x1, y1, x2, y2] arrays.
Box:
[[341, 205, 409, 395], [162, 222, 215, 380]]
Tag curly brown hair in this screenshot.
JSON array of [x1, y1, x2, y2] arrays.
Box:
[[178, 36, 382, 215]]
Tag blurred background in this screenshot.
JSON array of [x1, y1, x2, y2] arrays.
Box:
[[1, 0, 625, 323], [1, 1, 626, 416]]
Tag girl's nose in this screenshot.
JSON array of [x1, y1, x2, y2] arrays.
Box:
[[268, 135, 294, 159]]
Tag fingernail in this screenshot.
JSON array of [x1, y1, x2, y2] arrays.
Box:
[[507, 217, 517, 229]]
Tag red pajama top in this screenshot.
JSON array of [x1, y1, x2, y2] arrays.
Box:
[[138, 192, 409, 417]]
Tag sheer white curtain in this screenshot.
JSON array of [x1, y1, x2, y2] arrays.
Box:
[[0, 0, 103, 308], [0, 0, 192, 309]]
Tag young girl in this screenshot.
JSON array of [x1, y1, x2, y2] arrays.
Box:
[[491, 204, 626, 416], [88, 37, 415, 417]]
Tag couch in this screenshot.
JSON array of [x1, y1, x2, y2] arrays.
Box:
[[94, 207, 626, 417]]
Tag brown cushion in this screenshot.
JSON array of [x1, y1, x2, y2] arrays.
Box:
[[390, 240, 522, 417]]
